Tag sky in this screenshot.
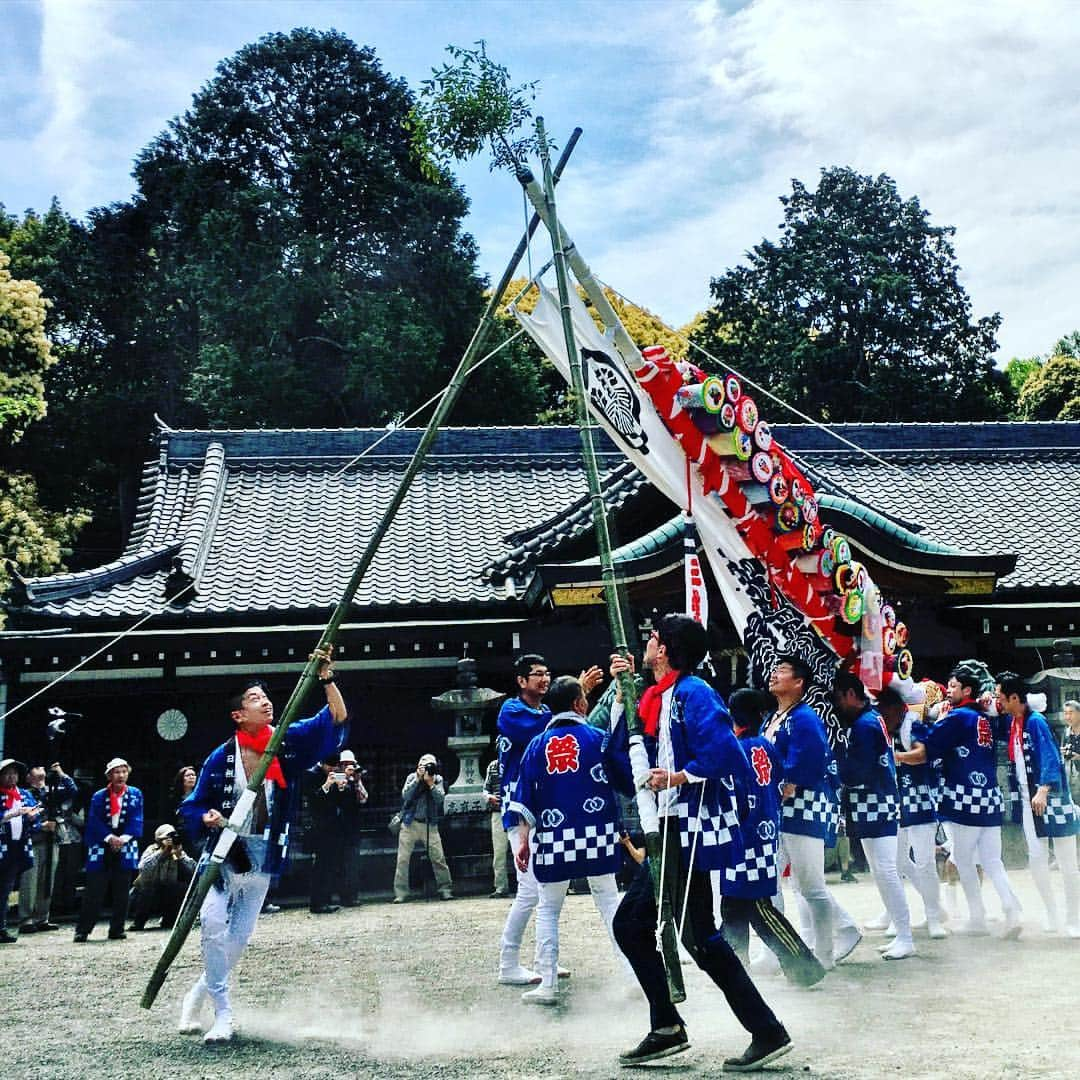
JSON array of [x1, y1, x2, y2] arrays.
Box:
[[3, 0, 1079, 363]]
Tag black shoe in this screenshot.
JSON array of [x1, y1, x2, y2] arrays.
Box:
[[0, 930, 16, 944], [723, 1028, 792, 1072], [18, 923, 37, 934], [619, 1026, 690, 1065], [839, 870, 857, 883], [261, 903, 281, 915], [489, 890, 509, 899], [34, 921, 60, 932], [309, 905, 341, 915], [73, 933, 88, 943], [128, 922, 147, 932], [108, 931, 127, 941]]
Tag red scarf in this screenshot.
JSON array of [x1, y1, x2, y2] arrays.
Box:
[[108, 784, 127, 819], [236, 726, 287, 788], [1, 785, 21, 812], [1007, 711, 1026, 763], [638, 672, 679, 737]]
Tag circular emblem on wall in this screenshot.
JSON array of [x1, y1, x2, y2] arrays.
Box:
[[156, 708, 188, 742]]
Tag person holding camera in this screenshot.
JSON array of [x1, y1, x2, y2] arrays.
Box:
[[17, 762, 76, 934], [1063, 700, 1080, 807], [307, 749, 368, 912], [129, 823, 196, 930], [392, 753, 453, 902]]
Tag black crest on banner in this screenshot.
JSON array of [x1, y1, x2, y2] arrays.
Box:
[[581, 347, 649, 453], [725, 557, 841, 740]]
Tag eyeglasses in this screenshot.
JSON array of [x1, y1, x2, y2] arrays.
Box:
[[527, 670, 550, 679]]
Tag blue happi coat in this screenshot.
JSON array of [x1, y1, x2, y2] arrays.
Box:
[[511, 712, 623, 883], [611, 674, 748, 875], [181, 706, 344, 876], [764, 701, 840, 844], [497, 696, 551, 830], [921, 703, 1004, 826], [895, 716, 938, 827], [1008, 710, 1080, 839], [723, 734, 782, 899], [85, 786, 143, 872], [0, 787, 41, 873], [838, 705, 900, 840]]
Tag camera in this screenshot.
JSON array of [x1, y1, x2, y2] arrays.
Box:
[[424, 762, 439, 777], [330, 772, 347, 784]]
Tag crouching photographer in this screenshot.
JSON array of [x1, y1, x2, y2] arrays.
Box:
[[129, 823, 196, 930], [392, 753, 454, 903]]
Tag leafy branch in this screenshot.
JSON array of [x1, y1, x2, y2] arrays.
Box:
[[407, 41, 553, 179]]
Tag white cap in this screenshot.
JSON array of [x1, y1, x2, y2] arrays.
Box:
[[154, 823, 178, 841], [418, 753, 437, 767], [339, 750, 357, 764], [104, 757, 130, 775]]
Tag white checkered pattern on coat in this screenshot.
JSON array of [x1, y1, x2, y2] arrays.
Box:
[[901, 786, 937, 818], [848, 789, 900, 826], [782, 788, 837, 830], [677, 796, 739, 849], [941, 784, 1003, 815], [724, 841, 778, 885], [534, 820, 619, 866], [1043, 795, 1080, 828]]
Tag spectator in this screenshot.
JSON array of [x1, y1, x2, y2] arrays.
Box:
[[171, 766, 198, 847], [18, 763, 75, 933], [129, 823, 196, 930], [1, 758, 43, 944], [393, 754, 453, 903], [74, 758, 143, 943], [485, 757, 511, 898], [50, 770, 87, 918], [1063, 700, 1080, 806], [307, 749, 368, 913]]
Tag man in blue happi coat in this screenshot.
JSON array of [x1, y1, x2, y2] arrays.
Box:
[[510, 675, 632, 1004], [0, 758, 42, 943], [996, 671, 1080, 935], [609, 615, 791, 1073], [178, 647, 347, 1043]]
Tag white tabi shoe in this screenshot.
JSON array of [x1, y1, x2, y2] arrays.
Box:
[[203, 1010, 234, 1044], [881, 939, 917, 961], [556, 964, 571, 979], [521, 985, 558, 1005], [927, 919, 950, 940], [863, 911, 891, 932], [954, 920, 990, 936], [909, 914, 927, 931], [834, 926, 863, 963], [498, 965, 542, 986], [1003, 908, 1024, 941], [178, 978, 208, 1035]]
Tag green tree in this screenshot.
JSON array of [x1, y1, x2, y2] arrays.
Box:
[[1017, 353, 1080, 420], [1005, 355, 1043, 397], [0, 250, 89, 616], [133, 28, 493, 429], [693, 167, 1008, 422]]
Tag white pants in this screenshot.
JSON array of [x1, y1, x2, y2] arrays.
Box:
[[198, 839, 271, 1014], [535, 873, 628, 988], [862, 833, 912, 944], [499, 849, 540, 974], [1020, 804, 1080, 928], [777, 831, 856, 967], [897, 823, 942, 922], [949, 823, 1019, 926]]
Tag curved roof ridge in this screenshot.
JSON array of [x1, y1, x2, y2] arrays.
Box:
[[168, 442, 227, 594]]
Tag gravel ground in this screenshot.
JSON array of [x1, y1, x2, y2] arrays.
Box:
[[8, 872, 1080, 1079]]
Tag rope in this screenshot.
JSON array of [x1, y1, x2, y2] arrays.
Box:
[[328, 328, 526, 480], [677, 779, 706, 942], [0, 580, 195, 724], [595, 278, 922, 485], [3, 325, 523, 726]]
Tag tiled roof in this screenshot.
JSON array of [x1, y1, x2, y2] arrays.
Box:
[[9, 421, 1077, 624], [8, 426, 624, 624]]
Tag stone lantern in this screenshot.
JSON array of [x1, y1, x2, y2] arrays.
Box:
[[1028, 639, 1080, 739], [431, 658, 505, 815]]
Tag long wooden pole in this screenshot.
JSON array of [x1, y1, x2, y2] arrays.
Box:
[[533, 118, 685, 1003], [140, 130, 583, 1009]]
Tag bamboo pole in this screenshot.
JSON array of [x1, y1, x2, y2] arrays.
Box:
[[140, 130, 583, 1010], [533, 118, 685, 1003]]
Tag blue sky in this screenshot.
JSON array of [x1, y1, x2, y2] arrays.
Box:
[[4, 0, 1079, 362]]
